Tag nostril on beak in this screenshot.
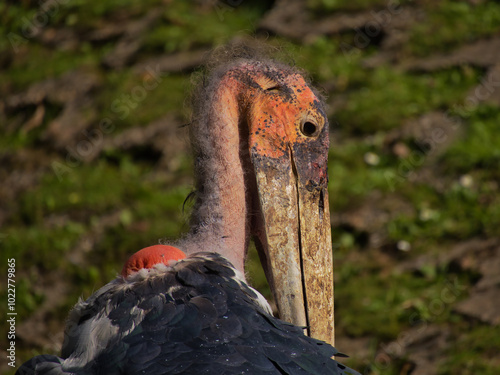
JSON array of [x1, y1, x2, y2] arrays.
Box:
[[306, 180, 320, 192]]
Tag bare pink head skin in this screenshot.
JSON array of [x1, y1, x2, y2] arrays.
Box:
[[123, 47, 334, 344]]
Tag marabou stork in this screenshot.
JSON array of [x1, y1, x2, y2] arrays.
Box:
[[17, 46, 359, 375]]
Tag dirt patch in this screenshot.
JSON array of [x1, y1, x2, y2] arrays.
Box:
[[133, 49, 209, 74], [397, 238, 500, 326], [455, 288, 500, 325], [102, 8, 163, 69], [404, 36, 500, 72], [333, 191, 415, 250], [2, 69, 101, 151]]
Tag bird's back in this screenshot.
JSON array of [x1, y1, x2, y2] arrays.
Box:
[[16, 253, 358, 375]]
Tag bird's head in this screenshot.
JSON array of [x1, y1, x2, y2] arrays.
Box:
[[124, 51, 335, 345], [208, 60, 334, 344]]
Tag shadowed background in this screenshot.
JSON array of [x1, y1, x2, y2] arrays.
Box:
[[1, 1, 500, 374]]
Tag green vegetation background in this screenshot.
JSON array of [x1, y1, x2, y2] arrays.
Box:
[[1, 0, 500, 374]]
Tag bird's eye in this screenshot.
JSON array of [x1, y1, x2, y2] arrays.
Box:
[[300, 121, 319, 137], [266, 85, 280, 92]]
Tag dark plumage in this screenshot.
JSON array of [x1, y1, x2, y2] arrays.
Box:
[[17, 253, 359, 375]]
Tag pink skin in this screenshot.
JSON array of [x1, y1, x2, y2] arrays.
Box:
[[123, 72, 250, 275], [123, 62, 325, 280], [174, 69, 253, 274]]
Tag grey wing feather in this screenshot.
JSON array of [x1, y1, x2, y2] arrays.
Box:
[[15, 355, 72, 375]]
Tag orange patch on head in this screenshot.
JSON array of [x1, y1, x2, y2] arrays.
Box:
[[248, 74, 323, 159], [121, 245, 186, 277]]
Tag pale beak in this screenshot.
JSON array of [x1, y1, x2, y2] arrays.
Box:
[[252, 146, 335, 345]]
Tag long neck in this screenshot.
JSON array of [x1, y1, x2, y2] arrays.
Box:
[[182, 76, 249, 273]]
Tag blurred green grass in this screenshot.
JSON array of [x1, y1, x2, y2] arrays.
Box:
[[1, 0, 500, 374]]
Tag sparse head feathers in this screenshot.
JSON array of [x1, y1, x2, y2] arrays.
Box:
[[184, 42, 328, 261], [189, 41, 315, 135]]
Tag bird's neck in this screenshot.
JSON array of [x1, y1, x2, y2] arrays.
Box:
[[184, 77, 250, 274]]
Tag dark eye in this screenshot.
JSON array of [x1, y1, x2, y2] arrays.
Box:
[[300, 121, 319, 137]]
